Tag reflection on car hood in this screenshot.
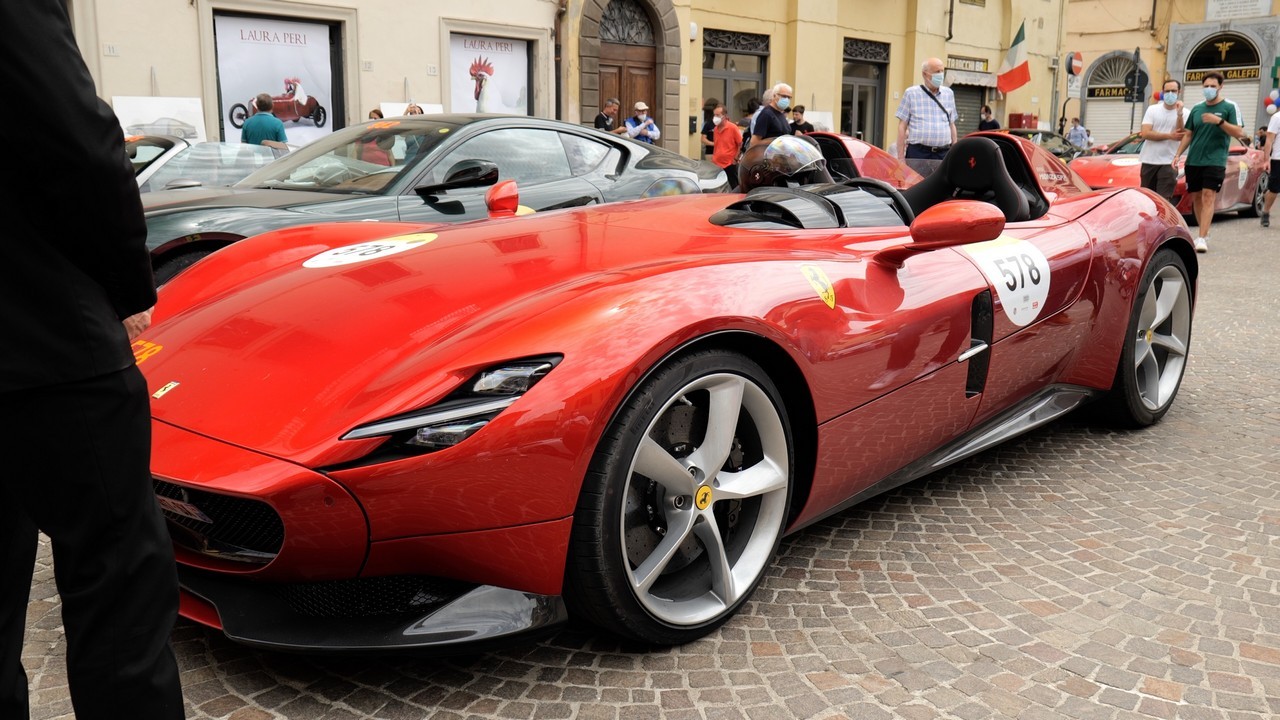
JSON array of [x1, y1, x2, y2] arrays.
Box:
[[142, 186, 345, 215]]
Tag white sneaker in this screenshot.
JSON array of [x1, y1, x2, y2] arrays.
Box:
[[1194, 237, 1208, 253]]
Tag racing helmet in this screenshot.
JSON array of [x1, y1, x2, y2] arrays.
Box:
[[738, 134, 833, 192]]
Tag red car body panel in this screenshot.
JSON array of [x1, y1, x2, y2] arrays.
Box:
[[1069, 134, 1267, 214], [806, 131, 924, 189], [139, 134, 1196, 649]]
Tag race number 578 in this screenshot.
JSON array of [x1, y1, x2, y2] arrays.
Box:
[[963, 238, 1052, 327], [992, 253, 1043, 291]]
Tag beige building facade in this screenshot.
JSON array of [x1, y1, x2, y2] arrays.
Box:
[[70, 0, 1069, 158], [1065, 0, 1280, 145]]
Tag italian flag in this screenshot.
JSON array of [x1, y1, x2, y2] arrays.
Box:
[[997, 21, 1030, 93]]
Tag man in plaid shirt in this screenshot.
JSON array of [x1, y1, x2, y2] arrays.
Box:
[[895, 57, 958, 175]]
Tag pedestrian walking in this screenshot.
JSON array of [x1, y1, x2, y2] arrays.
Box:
[[1259, 109, 1280, 227], [1139, 79, 1190, 204], [706, 103, 743, 190], [1174, 71, 1247, 252]]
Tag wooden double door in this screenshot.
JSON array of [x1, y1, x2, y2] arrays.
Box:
[[599, 42, 656, 124]]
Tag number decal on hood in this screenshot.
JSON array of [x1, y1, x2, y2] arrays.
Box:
[[303, 233, 438, 268]]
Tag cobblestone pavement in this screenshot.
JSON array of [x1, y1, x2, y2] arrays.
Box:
[[23, 213, 1280, 720]]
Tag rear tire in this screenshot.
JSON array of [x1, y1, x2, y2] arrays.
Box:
[[1097, 248, 1193, 427], [154, 249, 214, 286], [1240, 172, 1266, 217], [312, 106, 328, 128], [564, 350, 793, 645]]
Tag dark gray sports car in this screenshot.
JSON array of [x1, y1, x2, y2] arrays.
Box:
[[144, 115, 729, 282]]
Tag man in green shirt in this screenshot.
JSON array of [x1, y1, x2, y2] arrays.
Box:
[[1174, 71, 1246, 253]]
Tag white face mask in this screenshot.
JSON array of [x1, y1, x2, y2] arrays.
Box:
[[930, 72, 945, 88], [712, 116, 723, 126], [637, 114, 648, 122]]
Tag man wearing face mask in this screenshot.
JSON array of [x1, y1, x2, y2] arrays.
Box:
[[1175, 72, 1246, 253], [749, 83, 795, 148], [1139, 79, 1190, 204], [625, 101, 661, 144], [706, 103, 743, 189], [895, 58, 957, 174]]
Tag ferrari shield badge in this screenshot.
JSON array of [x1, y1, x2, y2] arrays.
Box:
[[800, 264, 837, 309], [962, 236, 1052, 327], [304, 232, 437, 268]]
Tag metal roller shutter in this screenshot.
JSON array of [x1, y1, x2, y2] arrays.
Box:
[[1084, 99, 1144, 147], [951, 86, 984, 135], [1224, 81, 1258, 136]]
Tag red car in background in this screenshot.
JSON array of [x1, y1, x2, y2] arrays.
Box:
[[807, 131, 923, 188], [137, 133, 1195, 653], [1069, 133, 1268, 216]]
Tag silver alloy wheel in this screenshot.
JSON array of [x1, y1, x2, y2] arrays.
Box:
[[620, 372, 789, 626], [1255, 173, 1268, 215], [1133, 263, 1192, 411]]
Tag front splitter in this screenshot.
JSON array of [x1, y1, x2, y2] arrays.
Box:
[[179, 568, 568, 654]]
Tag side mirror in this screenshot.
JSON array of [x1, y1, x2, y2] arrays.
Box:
[[485, 179, 520, 217], [874, 200, 1006, 268], [414, 159, 500, 199]]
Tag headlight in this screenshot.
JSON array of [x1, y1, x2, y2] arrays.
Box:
[[341, 356, 560, 458]]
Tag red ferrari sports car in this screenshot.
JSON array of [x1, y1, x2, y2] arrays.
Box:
[[137, 133, 1197, 652], [1069, 133, 1268, 216]]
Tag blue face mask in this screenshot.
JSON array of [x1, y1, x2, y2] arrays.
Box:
[[931, 73, 946, 88], [1202, 86, 1218, 101], [1162, 91, 1178, 105], [777, 97, 791, 111]]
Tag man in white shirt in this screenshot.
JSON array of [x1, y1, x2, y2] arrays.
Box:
[[1261, 107, 1280, 227], [1139, 79, 1190, 203]]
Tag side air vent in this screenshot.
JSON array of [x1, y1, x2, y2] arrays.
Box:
[[964, 290, 994, 397]]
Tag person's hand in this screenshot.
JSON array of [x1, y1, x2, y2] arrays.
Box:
[[122, 307, 154, 341], [1200, 113, 1219, 126], [1170, 129, 1187, 140], [1173, 100, 1183, 112]]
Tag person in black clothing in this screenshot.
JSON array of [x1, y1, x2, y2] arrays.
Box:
[[789, 105, 815, 134], [750, 82, 795, 148], [978, 104, 1001, 130], [593, 97, 626, 135], [0, 2, 185, 718]]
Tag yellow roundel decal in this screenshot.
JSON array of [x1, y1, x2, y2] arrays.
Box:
[[800, 264, 836, 309], [695, 485, 713, 510], [303, 233, 437, 268]]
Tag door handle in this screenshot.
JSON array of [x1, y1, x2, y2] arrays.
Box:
[[958, 341, 988, 363]]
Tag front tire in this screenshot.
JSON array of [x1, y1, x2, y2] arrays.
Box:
[[312, 105, 328, 128], [564, 350, 793, 645], [228, 103, 249, 129], [1098, 248, 1193, 427]]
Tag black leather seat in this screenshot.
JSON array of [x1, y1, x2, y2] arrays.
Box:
[[901, 136, 1030, 222]]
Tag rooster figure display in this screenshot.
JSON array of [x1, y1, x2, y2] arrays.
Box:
[[469, 57, 496, 113]]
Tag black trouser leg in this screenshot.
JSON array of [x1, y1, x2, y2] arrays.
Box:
[[0, 366, 184, 720]]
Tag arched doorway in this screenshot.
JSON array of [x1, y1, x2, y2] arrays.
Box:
[[1082, 53, 1151, 144], [579, 0, 679, 149], [1186, 33, 1261, 135], [598, 0, 656, 129]]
